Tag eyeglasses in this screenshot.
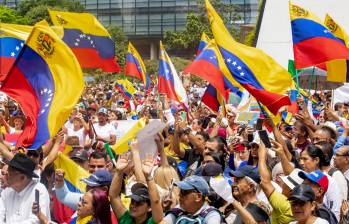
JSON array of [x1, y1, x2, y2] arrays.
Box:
[[334, 153, 349, 157]]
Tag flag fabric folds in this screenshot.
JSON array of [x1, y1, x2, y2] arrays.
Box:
[[114, 79, 136, 100], [201, 84, 225, 112], [324, 14, 349, 83], [158, 41, 188, 107], [0, 23, 84, 149], [49, 10, 120, 72], [0, 23, 32, 80], [196, 32, 211, 55], [184, 40, 227, 98], [125, 42, 150, 89], [289, 2, 349, 69], [111, 118, 147, 154], [54, 153, 89, 193], [206, 0, 291, 115]]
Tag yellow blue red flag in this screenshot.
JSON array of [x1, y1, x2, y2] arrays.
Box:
[[206, 0, 291, 115], [0, 22, 84, 149], [324, 14, 349, 83], [196, 32, 211, 55], [0, 23, 32, 80], [54, 153, 89, 193], [289, 2, 349, 69], [158, 41, 188, 107], [49, 10, 120, 72], [125, 42, 150, 89], [114, 79, 136, 100]]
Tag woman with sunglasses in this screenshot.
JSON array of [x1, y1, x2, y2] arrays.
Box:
[[288, 184, 329, 224]]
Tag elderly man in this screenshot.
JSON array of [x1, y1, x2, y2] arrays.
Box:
[[164, 175, 222, 223], [333, 146, 349, 181], [0, 153, 51, 223]]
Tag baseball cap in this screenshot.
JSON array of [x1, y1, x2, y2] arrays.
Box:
[[80, 170, 112, 187], [127, 183, 150, 202], [201, 162, 223, 177], [230, 165, 261, 184], [280, 168, 304, 190], [288, 184, 315, 202], [174, 175, 210, 196], [70, 149, 88, 162], [298, 170, 329, 193], [98, 107, 108, 115]]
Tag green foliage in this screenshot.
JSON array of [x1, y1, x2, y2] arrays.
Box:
[[243, 27, 256, 46], [107, 25, 128, 67], [144, 59, 158, 76], [17, 0, 85, 25], [0, 5, 29, 24], [164, 0, 241, 55]]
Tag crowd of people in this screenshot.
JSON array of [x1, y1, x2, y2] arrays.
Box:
[[0, 79, 348, 224]]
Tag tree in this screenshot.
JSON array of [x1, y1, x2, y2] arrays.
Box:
[[164, 0, 241, 56], [0, 5, 29, 24], [17, 0, 85, 25], [107, 25, 128, 68]]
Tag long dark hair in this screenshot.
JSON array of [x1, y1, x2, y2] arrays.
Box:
[[303, 144, 326, 168], [90, 188, 112, 224]]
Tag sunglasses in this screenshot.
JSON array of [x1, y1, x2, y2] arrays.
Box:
[[180, 189, 199, 197]]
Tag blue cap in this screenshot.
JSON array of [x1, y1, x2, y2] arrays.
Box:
[[298, 170, 329, 193], [98, 107, 108, 115], [174, 175, 209, 196], [81, 170, 112, 187], [230, 165, 261, 184]]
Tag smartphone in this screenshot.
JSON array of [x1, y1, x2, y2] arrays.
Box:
[[256, 118, 264, 131], [35, 189, 39, 204], [258, 130, 272, 148], [248, 133, 254, 142]]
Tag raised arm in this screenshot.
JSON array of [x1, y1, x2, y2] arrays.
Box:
[[258, 142, 275, 198], [271, 140, 294, 176], [142, 155, 163, 223], [130, 140, 147, 183], [109, 153, 130, 219]]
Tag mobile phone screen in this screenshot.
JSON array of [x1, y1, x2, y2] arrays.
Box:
[[35, 189, 39, 204], [258, 130, 272, 148]]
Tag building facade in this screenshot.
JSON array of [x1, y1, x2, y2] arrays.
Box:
[[1, 0, 259, 58]]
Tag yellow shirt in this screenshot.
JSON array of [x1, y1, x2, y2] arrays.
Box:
[[269, 191, 294, 224], [164, 142, 190, 162]]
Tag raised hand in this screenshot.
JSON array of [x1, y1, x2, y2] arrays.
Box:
[[115, 153, 131, 173], [142, 154, 155, 178], [271, 140, 283, 155]]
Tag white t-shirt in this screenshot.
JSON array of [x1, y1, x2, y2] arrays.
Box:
[[67, 127, 86, 146], [323, 174, 342, 221], [290, 217, 329, 224], [93, 123, 116, 142]]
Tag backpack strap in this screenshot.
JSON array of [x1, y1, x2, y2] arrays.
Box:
[[166, 208, 186, 219], [328, 167, 337, 176], [198, 207, 224, 223]]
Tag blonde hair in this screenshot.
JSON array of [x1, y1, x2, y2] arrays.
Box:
[[153, 165, 179, 190]]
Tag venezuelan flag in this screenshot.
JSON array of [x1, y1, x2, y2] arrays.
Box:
[[206, 0, 291, 115], [49, 10, 120, 73], [289, 2, 349, 69], [158, 41, 188, 107], [114, 79, 136, 100], [288, 89, 299, 114], [324, 14, 349, 83], [0, 23, 84, 149], [201, 84, 225, 113], [54, 153, 89, 193], [185, 38, 241, 100], [196, 32, 211, 55], [0, 23, 32, 81], [125, 42, 150, 89]]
